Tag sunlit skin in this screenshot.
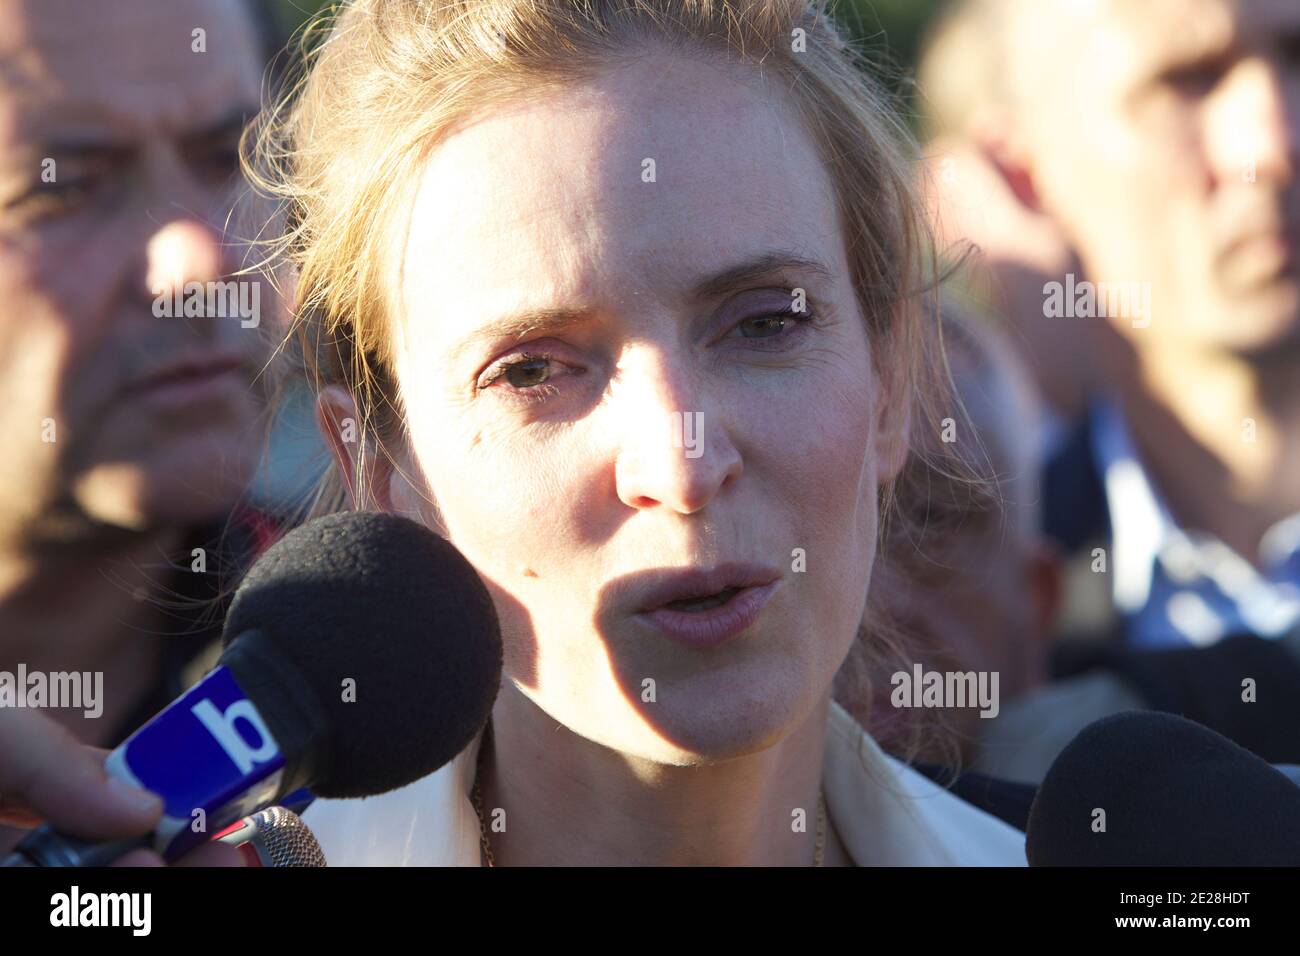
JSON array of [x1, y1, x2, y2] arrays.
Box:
[[323, 49, 910, 865], [0, 0, 265, 747], [1002, 0, 1300, 564]]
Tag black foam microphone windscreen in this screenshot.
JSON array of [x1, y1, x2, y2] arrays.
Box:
[[1025, 711, 1300, 865], [223, 510, 504, 798]]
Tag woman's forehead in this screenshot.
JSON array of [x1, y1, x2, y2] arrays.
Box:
[[396, 53, 844, 339]]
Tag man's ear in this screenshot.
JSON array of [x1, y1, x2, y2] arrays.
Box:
[[974, 109, 1046, 216], [1026, 537, 1064, 646], [316, 385, 425, 516]]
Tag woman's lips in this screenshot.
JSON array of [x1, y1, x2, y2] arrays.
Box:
[[633, 563, 781, 612], [635, 578, 781, 648]]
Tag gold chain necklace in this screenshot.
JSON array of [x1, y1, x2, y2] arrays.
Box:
[[470, 731, 828, 866]]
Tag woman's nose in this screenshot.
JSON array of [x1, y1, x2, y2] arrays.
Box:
[[608, 359, 743, 514]]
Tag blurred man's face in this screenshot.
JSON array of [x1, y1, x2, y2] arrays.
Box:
[[0, 0, 266, 543], [1009, 0, 1300, 355]]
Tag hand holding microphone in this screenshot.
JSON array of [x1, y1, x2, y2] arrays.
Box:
[[4, 512, 503, 867], [0, 707, 241, 867]]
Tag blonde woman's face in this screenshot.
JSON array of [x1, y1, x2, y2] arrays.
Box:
[[386, 52, 906, 763]]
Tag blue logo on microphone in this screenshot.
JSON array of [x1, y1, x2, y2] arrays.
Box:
[[118, 667, 285, 821]]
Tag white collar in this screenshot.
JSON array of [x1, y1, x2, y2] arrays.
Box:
[[1091, 398, 1170, 614], [1092, 399, 1300, 641], [303, 700, 1025, 866]]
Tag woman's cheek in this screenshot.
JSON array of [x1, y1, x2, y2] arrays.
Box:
[[786, 378, 878, 558], [430, 437, 580, 575]]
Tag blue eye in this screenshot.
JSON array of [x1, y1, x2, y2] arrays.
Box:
[[734, 307, 814, 345], [739, 312, 789, 338]]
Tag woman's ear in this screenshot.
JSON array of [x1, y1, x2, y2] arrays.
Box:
[[317, 386, 364, 508], [873, 337, 913, 485], [316, 385, 426, 516]]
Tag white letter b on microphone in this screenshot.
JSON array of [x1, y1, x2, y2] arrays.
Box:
[[192, 699, 278, 773]]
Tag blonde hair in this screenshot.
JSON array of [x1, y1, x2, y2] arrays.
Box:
[[243, 0, 978, 765]]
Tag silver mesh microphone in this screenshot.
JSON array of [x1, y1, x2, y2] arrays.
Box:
[[219, 806, 326, 867]]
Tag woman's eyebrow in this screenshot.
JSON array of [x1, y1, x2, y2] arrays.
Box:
[[452, 250, 834, 361], [689, 250, 834, 299], [452, 307, 591, 362]]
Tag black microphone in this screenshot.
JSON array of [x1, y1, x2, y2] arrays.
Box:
[[5, 511, 502, 867], [1025, 710, 1300, 865]]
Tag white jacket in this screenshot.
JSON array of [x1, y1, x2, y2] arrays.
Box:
[[304, 700, 1028, 865]]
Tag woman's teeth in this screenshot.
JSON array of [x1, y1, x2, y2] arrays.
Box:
[[664, 587, 741, 612]]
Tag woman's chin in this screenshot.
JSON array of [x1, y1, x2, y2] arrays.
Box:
[[616, 680, 817, 764]]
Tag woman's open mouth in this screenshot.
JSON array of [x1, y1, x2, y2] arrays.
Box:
[[632, 567, 781, 647], [662, 586, 743, 613]]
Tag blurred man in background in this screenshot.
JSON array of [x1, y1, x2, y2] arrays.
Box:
[[917, 0, 1092, 426], [924, 0, 1300, 654], [907, 0, 1300, 780], [869, 301, 1300, 788], [0, 0, 278, 789]]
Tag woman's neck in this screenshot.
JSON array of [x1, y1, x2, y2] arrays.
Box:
[[478, 685, 851, 866]]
